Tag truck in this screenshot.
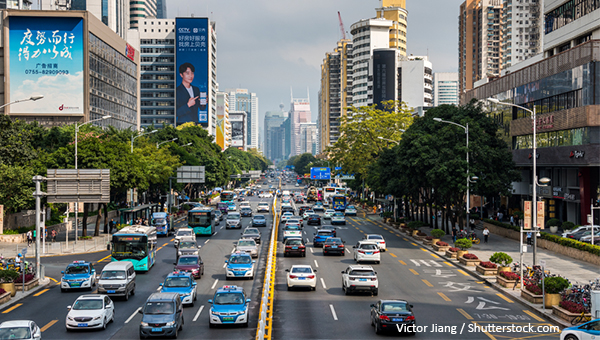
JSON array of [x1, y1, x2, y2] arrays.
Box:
[[151, 212, 170, 236], [306, 186, 319, 202]]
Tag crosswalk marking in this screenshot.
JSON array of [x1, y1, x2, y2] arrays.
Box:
[[410, 259, 442, 267]]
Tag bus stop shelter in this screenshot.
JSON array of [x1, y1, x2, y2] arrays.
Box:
[[118, 204, 160, 225]]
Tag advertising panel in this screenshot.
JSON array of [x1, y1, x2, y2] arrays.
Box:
[[230, 112, 246, 149], [175, 18, 209, 126], [524, 201, 532, 230], [310, 167, 331, 180], [372, 49, 396, 109], [537, 201, 545, 229], [216, 95, 225, 149], [9, 16, 84, 114]]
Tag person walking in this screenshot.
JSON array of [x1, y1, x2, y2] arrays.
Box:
[[510, 215, 515, 226], [526, 232, 532, 245], [452, 226, 458, 243], [483, 227, 490, 243], [51, 229, 57, 243], [109, 219, 116, 233], [26, 230, 33, 247]]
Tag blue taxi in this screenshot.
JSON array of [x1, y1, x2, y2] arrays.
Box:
[[225, 251, 255, 280], [208, 285, 250, 327], [227, 202, 236, 211], [159, 272, 197, 306], [60, 260, 97, 292]]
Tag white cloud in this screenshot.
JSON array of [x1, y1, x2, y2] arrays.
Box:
[[10, 71, 84, 114]]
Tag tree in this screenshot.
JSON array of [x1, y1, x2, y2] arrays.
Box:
[[292, 153, 318, 175], [0, 164, 35, 214]]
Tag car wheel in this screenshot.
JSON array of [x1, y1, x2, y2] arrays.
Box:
[[312, 286, 316, 291], [343, 284, 349, 295], [209, 322, 214, 328], [131, 286, 136, 295], [375, 322, 382, 334], [287, 285, 291, 291], [102, 317, 107, 329], [376, 261, 380, 264], [139, 333, 147, 339], [564, 336, 579, 340], [373, 289, 378, 296], [173, 326, 178, 339], [302, 252, 306, 257], [283, 253, 287, 257], [125, 289, 129, 301], [111, 310, 115, 323]]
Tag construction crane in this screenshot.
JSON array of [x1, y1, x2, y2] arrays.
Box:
[[338, 11, 346, 40]]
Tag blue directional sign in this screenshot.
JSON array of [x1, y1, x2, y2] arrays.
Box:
[[310, 167, 331, 180], [334, 167, 342, 171]]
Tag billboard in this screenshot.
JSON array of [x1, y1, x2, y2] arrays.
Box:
[[230, 111, 246, 149], [310, 167, 331, 180], [9, 16, 84, 114], [175, 18, 209, 126], [372, 49, 396, 109], [216, 94, 225, 149]]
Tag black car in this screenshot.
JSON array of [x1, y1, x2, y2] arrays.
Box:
[[139, 292, 184, 339], [323, 237, 345, 256], [370, 299, 415, 335], [307, 214, 321, 226], [281, 206, 295, 215], [251, 214, 267, 227], [283, 238, 306, 257], [240, 207, 253, 217], [241, 227, 261, 244]]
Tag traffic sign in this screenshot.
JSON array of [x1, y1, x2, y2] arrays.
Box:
[[21, 248, 27, 255], [310, 167, 331, 180]]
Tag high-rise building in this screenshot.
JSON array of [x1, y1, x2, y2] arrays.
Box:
[[226, 89, 258, 150], [433, 73, 459, 106], [264, 105, 288, 162], [289, 92, 311, 157], [156, 0, 167, 19], [502, 0, 542, 69], [543, 0, 600, 57], [299, 122, 318, 155], [1, 0, 31, 9], [130, 0, 157, 29], [216, 92, 231, 150], [375, 0, 408, 55], [318, 39, 353, 154]]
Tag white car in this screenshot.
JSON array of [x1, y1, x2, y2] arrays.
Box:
[[323, 209, 335, 220], [295, 183, 299, 187], [331, 212, 346, 225], [302, 210, 315, 220], [257, 203, 270, 213], [282, 225, 302, 242], [280, 212, 294, 222], [561, 225, 600, 238], [66, 294, 115, 330], [353, 240, 381, 264], [259, 192, 273, 198], [0, 320, 42, 340], [174, 228, 194, 247], [341, 265, 378, 296], [364, 234, 386, 252], [240, 202, 251, 209], [322, 200, 330, 207], [560, 319, 600, 340], [286, 265, 317, 291], [236, 238, 258, 258], [345, 205, 357, 216]]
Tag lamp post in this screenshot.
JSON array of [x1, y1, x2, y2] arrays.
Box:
[[487, 98, 550, 266], [377, 136, 400, 145], [131, 129, 158, 153], [0, 95, 44, 113], [73, 115, 111, 244], [157, 138, 178, 149]]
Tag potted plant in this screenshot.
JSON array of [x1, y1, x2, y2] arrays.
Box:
[[543, 276, 569, 308], [430, 229, 445, 245], [454, 238, 472, 258], [476, 261, 498, 276], [561, 221, 575, 232], [446, 246, 459, 259], [489, 252, 513, 273], [14, 273, 38, 291], [459, 253, 479, 266], [497, 271, 521, 289], [0, 270, 20, 297], [0, 288, 9, 304], [546, 218, 560, 234], [408, 221, 424, 236], [433, 241, 450, 252], [398, 218, 406, 228]]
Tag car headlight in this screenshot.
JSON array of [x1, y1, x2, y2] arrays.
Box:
[[182, 293, 191, 297], [165, 321, 175, 326], [141, 322, 149, 327], [67, 316, 74, 321], [93, 316, 102, 320]]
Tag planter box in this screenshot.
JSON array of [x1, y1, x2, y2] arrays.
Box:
[[433, 244, 450, 252], [445, 250, 457, 259], [0, 283, 16, 297], [552, 305, 591, 324], [458, 257, 480, 266], [476, 264, 498, 276], [0, 291, 10, 305], [422, 239, 433, 246], [497, 275, 521, 289], [18, 278, 39, 291], [413, 235, 427, 241], [521, 289, 543, 304]]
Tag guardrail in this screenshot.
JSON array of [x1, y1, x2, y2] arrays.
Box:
[[256, 197, 279, 339]]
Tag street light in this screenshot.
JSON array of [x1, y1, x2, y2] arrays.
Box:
[[157, 137, 178, 149], [0, 95, 44, 113], [182, 142, 193, 147], [377, 136, 400, 145], [131, 129, 158, 153], [487, 98, 550, 266], [73, 115, 110, 244]]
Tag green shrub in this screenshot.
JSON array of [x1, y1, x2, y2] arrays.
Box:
[[543, 276, 569, 294], [78, 236, 92, 240], [470, 213, 480, 220], [407, 221, 424, 230], [431, 229, 445, 239], [382, 212, 393, 218], [561, 221, 575, 230], [2, 230, 18, 235], [546, 218, 560, 227], [454, 238, 472, 250], [513, 211, 524, 220], [489, 252, 513, 267], [0, 270, 20, 283]]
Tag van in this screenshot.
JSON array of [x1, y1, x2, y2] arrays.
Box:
[[97, 261, 136, 300], [139, 292, 183, 339]]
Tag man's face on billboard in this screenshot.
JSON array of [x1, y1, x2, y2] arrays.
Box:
[[181, 67, 194, 84]]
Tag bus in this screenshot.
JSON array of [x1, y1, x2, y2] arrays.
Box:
[[111, 225, 157, 272], [220, 190, 235, 203], [335, 187, 348, 196], [331, 195, 347, 212], [323, 186, 337, 202], [188, 207, 216, 236]]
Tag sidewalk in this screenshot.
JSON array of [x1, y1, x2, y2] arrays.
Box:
[[0, 278, 51, 312]]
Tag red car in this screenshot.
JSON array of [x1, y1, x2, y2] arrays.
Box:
[[283, 238, 306, 257], [174, 255, 204, 279]]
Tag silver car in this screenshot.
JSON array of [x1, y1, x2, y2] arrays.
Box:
[[174, 228, 194, 248], [177, 237, 200, 260], [226, 212, 242, 229], [236, 238, 258, 258]]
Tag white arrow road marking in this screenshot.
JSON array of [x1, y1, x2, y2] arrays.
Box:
[[320, 278, 327, 289], [329, 304, 338, 321], [211, 279, 219, 290], [125, 308, 141, 324], [192, 305, 204, 322]]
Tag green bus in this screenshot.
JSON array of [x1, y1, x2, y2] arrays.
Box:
[[188, 207, 216, 236], [111, 225, 157, 272], [220, 190, 235, 203]]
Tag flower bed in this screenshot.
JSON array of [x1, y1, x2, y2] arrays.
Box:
[[559, 301, 586, 314], [432, 241, 450, 252], [463, 253, 478, 260], [476, 261, 498, 276], [445, 247, 459, 259], [14, 274, 38, 291], [521, 285, 543, 304], [413, 232, 427, 241], [552, 305, 591, 324], [459, 253, 480, 266], [496, 271, 520, 289]]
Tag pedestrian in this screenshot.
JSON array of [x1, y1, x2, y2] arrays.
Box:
[[109, 219, 116, 233], [527, 232, 532, 245], [51, 229, 57, 243], [15, 253, 21, 266], [26, 230, 32, 247], [452, 226, 458, 243], [483, 227, 489, 243], [510, 215, 515, 226]]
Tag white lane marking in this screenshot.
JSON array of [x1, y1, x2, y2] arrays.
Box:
[[309, 247, 314, 253], [192, 305, 204, 322], [314, 260, 319, 268], [222, 263, 227, 268], [329, 304, 338, 321], [211, 279, 219, 290], [320, 277, 327, 289], [125, 307, 141, 324], [231, 247, 236, 253], [303, 231, 306, 235], [220, 226, 224, 230], [204, 239, 210, 244], [345, 248, 351, 254], [214, 232, 218, 236], [410, 259, 421, 266]]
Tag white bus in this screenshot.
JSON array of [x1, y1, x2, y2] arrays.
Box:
[[323, 186, 337, 202]]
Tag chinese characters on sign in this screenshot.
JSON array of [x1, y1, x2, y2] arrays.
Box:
[[524, 201, 532, 230], [18, 28, 76, 76], [537, 201, 545, 230]]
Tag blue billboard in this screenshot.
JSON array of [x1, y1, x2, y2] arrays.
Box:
[[175, 18, 209, 126], [9, 16, 84, 114], [310, 167, 331, 180]]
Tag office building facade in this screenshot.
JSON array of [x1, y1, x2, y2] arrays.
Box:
[[264, 106, 287, 162], [227, 89, 258, 150], [433, 73, 459, 106], [375, 0, 408, 55], [130, 0, 157, 29], [299, 122, 318, 155], [289, 94, 311, 157]]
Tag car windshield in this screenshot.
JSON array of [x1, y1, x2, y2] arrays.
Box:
[[66, 265, 89, 275], [382, 302, 409, 312], [153, 218, 167, 224], [285, 225, 301, 230], [317, 231, 333, 236], [287, 219, 300, 224], [254, 215, 265, 220], [325, 238, 342, 244], [100, 270, 126, 280], [214, 292, 244, 305], [347, 206, 355, 209], [144, 302, 174, 315], [238, 240, 256, 247], [291, 267, 312, 274], [0, 327, 31, 339], [177, 230, 193, 237], [242, 208, 251, 211], [350, 270, 376, 276], [180, 242, 197, 248], [228, 214, 240, 219], [286, 239, 302, 245], [73, 299, 103, 310], [164, 277, 191, 288], [334, 213, 344, 217], [177, 257, 198, 265], [368, 235, 384, 240], [245, 228, 259, 234], [360, 244, 378, 250], [229, 255, 251, 264]]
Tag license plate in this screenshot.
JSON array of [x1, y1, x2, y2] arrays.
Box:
[[332, 246, 338, 248], [366, 252, 372, 255], [392, 318, 403, 322], [71, 283, 80, 286], [107, 290, 116, 293], [151, 327, 163, 332], [359, 278, 367, 281], [223, 317, 234, 321], [298, 277, 306, 280], [292, 247, 298, 249], [78, 323, 88, 327]]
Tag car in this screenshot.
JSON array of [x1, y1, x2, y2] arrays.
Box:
[[257, 203, 270, 213], [322, 200, 330, 207], [240, 207, 253, 217], [285, 218, 303, 227], [307, 214, 321, 226], [208, 285, 251, 327], [323, 209, 335, 220], [370, 299, 416, 335], [176, 237, 200, 260], [323, 237, 345, 256], [227, 203, 237, 211], [345, 205, 357, 216], [241, 227, 261, 244], [0, 320, 41, 340], [60, 261, 97, 292], [139, 292, 183, 339], [321, 225, 337, 237], [65, 294, 114, 331], [294, 197, 304, 203], [341, 265, 378, 295], [225, 251, 255, 279], [283, 238, 306, 257], [364, 234, 387, 252], [235, 238, 258, 258], [560, 318, 600, 339], [575, 229, 600, 241], [280, 212, 294, 222], [159, 272, 197, 306], [239, 201, 251, 208], [174, 228, 194, 248], [567, 227, 600, 241], [562, 225, 600, 238], [313, 204, 325, 212], [259, 192, 273, 198], [282, 225, 302, 242], [286, 265, 317, 291], [331, 212, 346, 225], [214, 209, 223, 221], [173, 255, 203, 279], [298, 205, 311, 216], [251, 214, 267, 227], [313, 229, 335, 247], [226, 212, 242, 229], [354, 240, 381, 264], [302, 210, 315, 220], [581, 232, 600, 244]]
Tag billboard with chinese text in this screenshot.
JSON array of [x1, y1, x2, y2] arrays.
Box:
[[175, 18, 209, 126], [230, 112, 246, 149], [9, 16, 84, 114]]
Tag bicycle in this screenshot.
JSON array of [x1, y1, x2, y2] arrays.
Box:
[[571, 311, 592, 325]]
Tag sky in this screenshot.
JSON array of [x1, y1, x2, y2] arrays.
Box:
[[167, 0, 464, 135]]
